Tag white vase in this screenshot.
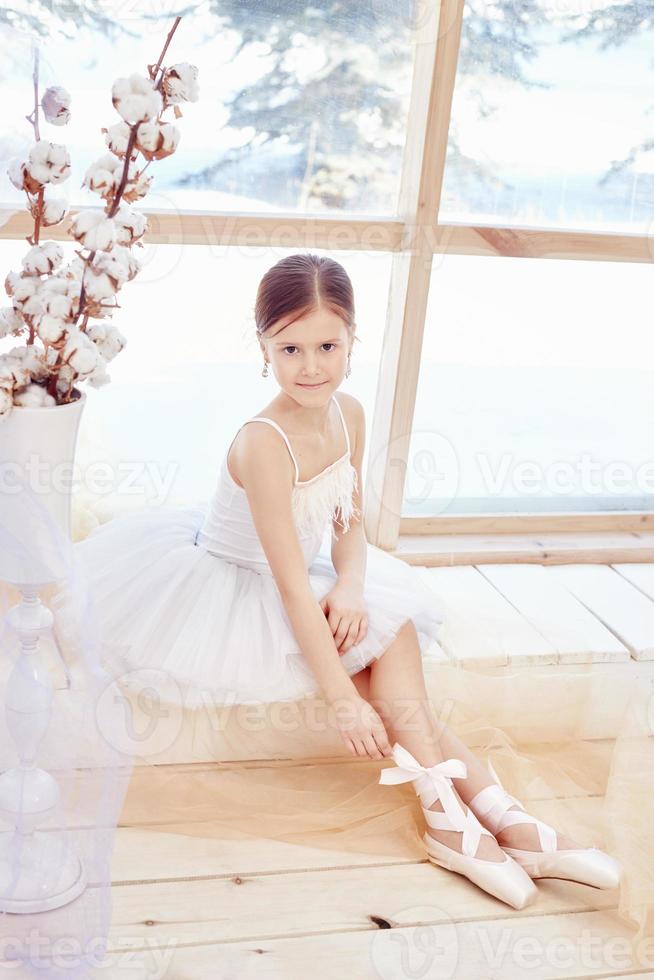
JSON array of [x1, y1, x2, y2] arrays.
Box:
[[0, 390, 86, 586], [0, 389, 88, 913]]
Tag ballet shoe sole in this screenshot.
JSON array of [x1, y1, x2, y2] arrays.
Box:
[[501, 846, 622, 890], [422, 832, 538, 911]]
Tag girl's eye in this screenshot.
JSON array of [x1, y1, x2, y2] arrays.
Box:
[[283, 344, 336, 355]]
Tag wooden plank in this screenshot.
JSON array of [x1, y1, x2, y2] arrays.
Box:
[[612, 563, 654, 602], [9, 908, 645, 978], [103, 910, 654, 979], [3, 208, 653, 265], [0, 206, 403, 252], [549, 565, 654, 661], [418, 566, 555, 666], [401, 512, 654, 534], [365, 0, 463, 550], [103, 863, 619, 955], [392, 531, 654, 566], [478, 564, 630, 664], [110, 794, 608, 884]]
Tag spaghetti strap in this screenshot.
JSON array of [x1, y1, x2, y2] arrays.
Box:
[[241, 417, 301, 484], [332, 394, 351, 456]]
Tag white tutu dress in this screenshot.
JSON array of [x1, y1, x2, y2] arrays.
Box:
[[70, 395, 447, 708]]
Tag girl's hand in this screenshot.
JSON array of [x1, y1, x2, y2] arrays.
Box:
[[328, 692, 393, 759], [319, 583, 369, 655]]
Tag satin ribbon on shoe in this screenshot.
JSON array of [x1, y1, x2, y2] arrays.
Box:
[[379, 742, 484, 857], [471, 759, 558, 852]]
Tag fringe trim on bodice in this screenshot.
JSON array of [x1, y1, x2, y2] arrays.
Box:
[[292, 458, 361, 542]]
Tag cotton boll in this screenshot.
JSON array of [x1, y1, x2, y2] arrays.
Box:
[[0, 308, 26, 339], [86, 322, 126, 362], [111, 73, 162, 125], [71, 211, 116, 251], [21, 241, 65, 276], [84, 270, 117, 303], [60, 256, 86, 282], [113, 205, 147, 245], [85, 353, 111, 388], [41, 85, 72, 126], [135, 121, 180, 161], [21, 290, 47, 319], [0, 355, 31, 390], [13, 383, 57, 407], [44, 290, 74, 320], [28, 140, 72, 185], [37, 314, 68, 346], [55, 362, 77, 398], [162, 63, 199, 104], [103, 121, 135, 159], [11, 344, 50, 381], [38, 194, 69, 227], [7, 157, 43, 194], [62, 329, 101, 377], [82, 153, 122, 200], [94, 245, 140, 284], [122, 169, 153, 203], [40, 276, 69, 298], [5, 272, 39, 305]]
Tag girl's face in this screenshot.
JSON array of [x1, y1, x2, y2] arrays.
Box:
[[260, 307, 352, 403]]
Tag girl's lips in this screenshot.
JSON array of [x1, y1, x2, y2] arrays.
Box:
[[297, 381, 327, 388]]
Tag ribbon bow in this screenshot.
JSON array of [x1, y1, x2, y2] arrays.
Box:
[[379, 742, 468, 831]]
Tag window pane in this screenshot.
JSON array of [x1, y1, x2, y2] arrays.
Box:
[[0, 240, 391, 504], [0, 2, 416, 216], [440, 0, 654, 233], [405, 254, 654, 516]]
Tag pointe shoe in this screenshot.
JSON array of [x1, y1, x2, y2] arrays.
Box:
[[378, 743, 538, 910], [469, 761, 621, 890]]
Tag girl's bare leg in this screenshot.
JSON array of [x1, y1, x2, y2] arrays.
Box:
[[352, 625, 503, 861], [360, 620, 577, 852]]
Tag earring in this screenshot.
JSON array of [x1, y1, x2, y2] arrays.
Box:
[[261, 360, 269, 378], [345, 353, 351, 378]]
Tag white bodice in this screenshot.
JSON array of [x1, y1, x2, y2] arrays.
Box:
[[195, 395, 360, 575]]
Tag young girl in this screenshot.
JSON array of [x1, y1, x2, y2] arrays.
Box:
[[72, 253, 620, 910]]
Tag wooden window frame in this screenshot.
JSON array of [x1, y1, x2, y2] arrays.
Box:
[[1, 0, 651, 548]]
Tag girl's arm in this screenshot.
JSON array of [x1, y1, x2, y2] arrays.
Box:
[[331, 395, 367, 591], [237, 423, 358, 704]]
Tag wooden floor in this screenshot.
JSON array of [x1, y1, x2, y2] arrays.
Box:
[[6, 558, 654, 978], [88, 559, 654, 978]]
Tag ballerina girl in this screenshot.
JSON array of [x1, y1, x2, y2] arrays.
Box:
[[73, 252, 620, 909]]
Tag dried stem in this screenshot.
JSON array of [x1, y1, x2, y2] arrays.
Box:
[[80, 15, 182, 324], [152, 16, 182, 91], [25, 44, 43, 345], [106, 127, 139, 219]]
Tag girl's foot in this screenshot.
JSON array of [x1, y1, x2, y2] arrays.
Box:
[[425, 798, 507, 862], [379, 743, 538, 910], [469, 764, 621, 889], [494, 806, 578, 851]]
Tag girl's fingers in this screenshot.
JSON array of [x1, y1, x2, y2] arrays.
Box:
[[338, 618, 361, 654], [374, 730, 393, 757], [364, 734, 383, 759]]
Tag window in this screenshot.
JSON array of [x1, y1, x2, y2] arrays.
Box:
[[440, 0, 654, 233], [405, 252, 654, 516], [0, 3, 417, 215]]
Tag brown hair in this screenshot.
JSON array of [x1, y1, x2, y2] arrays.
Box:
[[255, 254, 358, 341]]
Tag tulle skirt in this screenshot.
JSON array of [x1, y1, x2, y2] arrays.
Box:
[[64, 505, 447, 708]]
